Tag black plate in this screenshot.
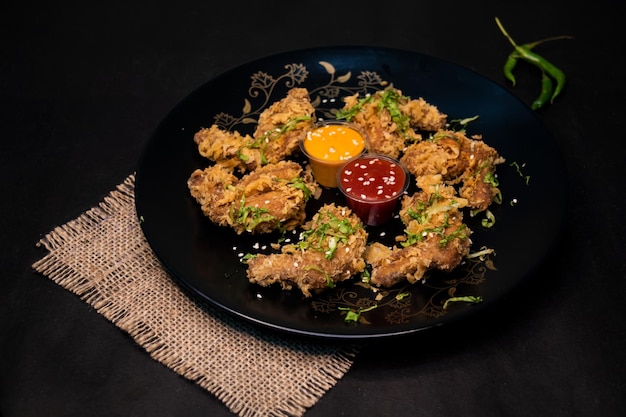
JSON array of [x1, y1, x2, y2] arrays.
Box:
[[135, 46, 567, 339]]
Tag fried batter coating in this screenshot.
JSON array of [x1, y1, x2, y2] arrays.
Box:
[[246, 204, 368, 297], [400, 130, 505, 211], [339, 87, 447, 159], [193, 125, 259, 172], [254, 87, 316, 150], [187, 160, 320, 234], [193, 88, 316, 173], [364, 175, 471, 287]]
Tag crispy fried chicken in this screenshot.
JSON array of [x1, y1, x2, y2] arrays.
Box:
[[364, 175, 471, 287], [246, 204, 368, 297], [338, 87, 447, 159], [193, 88, 316, 173], [400, 130, 505, 211], [188, 160, 320, 234]]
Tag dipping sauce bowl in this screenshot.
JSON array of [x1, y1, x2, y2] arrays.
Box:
[[300, 121, 367, 188], [337, 154, 410, 226]]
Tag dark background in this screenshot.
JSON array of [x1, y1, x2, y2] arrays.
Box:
[[2, 1, 625, 416]]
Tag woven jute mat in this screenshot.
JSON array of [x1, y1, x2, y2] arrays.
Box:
[[32, 174, 359, 417]]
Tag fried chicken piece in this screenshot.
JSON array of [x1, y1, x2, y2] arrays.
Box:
[[193, 125, 260, 172], [246, 204, 368, 297], [339, 87, 447, 159], [187, 160, 320, 234], [400, 130, 505, 211], [364, 175, 471, 287], [193, 88, 316, 173], [399, 96, 449, 132], [253, 87, 316, 159]]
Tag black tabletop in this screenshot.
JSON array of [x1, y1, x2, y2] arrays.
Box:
[[2, 1, 625, 416]]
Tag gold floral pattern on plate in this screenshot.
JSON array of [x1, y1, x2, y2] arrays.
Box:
[[311, 252, 497, 325], [212, 61, 388, 130]]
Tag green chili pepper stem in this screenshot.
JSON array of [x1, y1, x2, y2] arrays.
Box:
[[522, 35, 574, 50], [495, 17, 520, 49], [531, 70, 554, 110]]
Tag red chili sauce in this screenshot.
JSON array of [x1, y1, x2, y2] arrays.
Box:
[[337, 154, 409, 226]]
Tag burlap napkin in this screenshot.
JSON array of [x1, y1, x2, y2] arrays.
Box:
[[32, 174, 359, 417]]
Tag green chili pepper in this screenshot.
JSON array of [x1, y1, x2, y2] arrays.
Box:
[[495, 17, 572, 108], [531, 70, 554, 110], [515, 47, 565, 103], [504, 35, 569, 89]]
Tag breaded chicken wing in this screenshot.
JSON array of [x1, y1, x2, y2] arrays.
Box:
[[400, 130, 505, 211], [246, 204, 368, 297], [193, 88, 316, 173], [364, 175, 471, 287], [337, 87, 447, 159], [187, 160, 320, 234], [193, 125, 258, 172]]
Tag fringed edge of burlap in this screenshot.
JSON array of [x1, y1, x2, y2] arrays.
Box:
[[220, 343, 360, 417], [213, 347, 358, 417]]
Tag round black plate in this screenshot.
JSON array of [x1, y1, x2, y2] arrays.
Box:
[[135, 46, 567, 339]]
